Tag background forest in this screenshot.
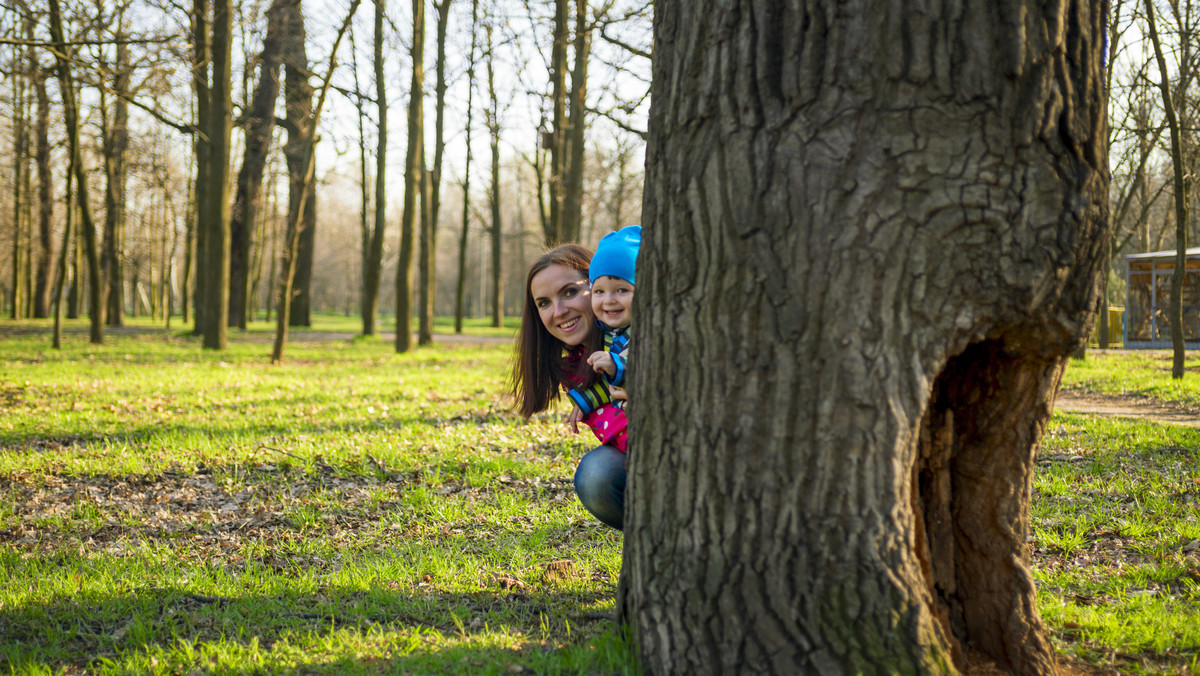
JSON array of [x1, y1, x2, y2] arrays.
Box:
[[2, 0, 1200, 347], [0, 0, 648, 348]]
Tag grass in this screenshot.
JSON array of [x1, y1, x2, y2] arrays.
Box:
[[1, 316, 627, 675], [1036, 355, 1200, 674], [1, 319, 1198, 673]]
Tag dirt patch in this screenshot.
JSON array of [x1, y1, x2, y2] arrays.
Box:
[[1054, 390, 1200, 428]]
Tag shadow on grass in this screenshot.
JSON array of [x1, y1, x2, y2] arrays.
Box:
[[0, 577, 624, 673]]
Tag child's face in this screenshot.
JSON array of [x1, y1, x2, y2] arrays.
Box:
[[590, 275, 634, 328]]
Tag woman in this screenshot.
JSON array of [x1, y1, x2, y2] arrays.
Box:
[[511, 244, 627, 530]]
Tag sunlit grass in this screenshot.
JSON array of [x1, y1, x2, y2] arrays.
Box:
[[0, 322, 631, 674], [4, 328, 1200, 673]]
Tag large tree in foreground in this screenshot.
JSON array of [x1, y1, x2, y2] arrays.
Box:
[[623, 1, 1108, 674]]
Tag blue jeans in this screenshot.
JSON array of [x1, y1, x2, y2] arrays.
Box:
[[573, 445, 626, 530]]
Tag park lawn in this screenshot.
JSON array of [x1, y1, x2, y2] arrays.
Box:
[[0, 321, 1197, 674]]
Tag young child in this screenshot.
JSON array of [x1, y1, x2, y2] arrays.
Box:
[[568, 225, 640, 432], [586, 225, 639, 402]]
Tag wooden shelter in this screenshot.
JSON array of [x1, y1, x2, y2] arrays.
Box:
[[1124, 247, 1200, 348]]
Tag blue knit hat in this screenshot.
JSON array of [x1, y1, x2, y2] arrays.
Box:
[[589, 225, 641, 285]]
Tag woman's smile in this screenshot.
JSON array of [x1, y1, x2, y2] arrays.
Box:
[[530, 264, 594, 346]]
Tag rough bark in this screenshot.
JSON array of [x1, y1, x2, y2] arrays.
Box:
[[623, 2, 1109, 674], [395, 0, 425, 353], [230, 0, 287, 329], [283, 0, 316, 328]]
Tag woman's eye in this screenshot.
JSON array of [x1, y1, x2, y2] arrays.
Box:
[[565, 288, 577, 297], [536, 300, 549, 309]]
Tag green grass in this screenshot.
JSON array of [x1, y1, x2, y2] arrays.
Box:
[[0, 318, 629, 675], [2, 322, 1199, 673], [1035, 353, 1200, 674], [1061, 350, 1200, 406]]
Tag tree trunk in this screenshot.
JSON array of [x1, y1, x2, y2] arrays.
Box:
[[361, 0, 388, 337], [47, 0, 105, 343], [1144, 0, 1190, 379], [34, 63, 54, 319], [230, 0, 287, 330], [283, 0, 316, 329], [53, 151, 75, 350], [486, 22, 503, 329], [10, 40, 28, 321], [562, 0, 588, 244], [454, 0, 478, 335], [419, 0, 451, 346], [544, 0, 569, 247], [102, 11, 131, 329], [197, 0, 234, 349], [623, 2, 1109, 674], [395, 0, 425, 353]]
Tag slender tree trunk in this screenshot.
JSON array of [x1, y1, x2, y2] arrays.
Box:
[[34, 64, 54, 319], [283, 0, 316, 328], [1144, 0, 1190, 379], [10, 39, 28, 321], [53, 152, 75, 350], [395, 0, 425, 353], [198, 0, 234, 349], [361, 0, 389, 336], [454, 0, 478, 335], [486, 23, 502, 329], [418, 0, 451, 346], [271, 0, 362, 362], [350, 22, 370, 333], [47, 0, 105, 343], [230, 0, 287, 330], [562, 0, 588, 244], [67, 169, 80, 320], [102, 9, 130, 328], [623, 2, 1109, 674], [192, 0, 211, 337], [545, 0, 569, 246]]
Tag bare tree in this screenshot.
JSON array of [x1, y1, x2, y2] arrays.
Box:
[[395, 0, 426, 353], [485, 21, 503, 328], [230, 0, 288, 329], [1143, 0, 1193, 378], [454, 0, 478, 334], [33, 52, 54, 318], [270, 0, 361, 362], [47, 0, 105, 343], [418, 0, 452, 346]]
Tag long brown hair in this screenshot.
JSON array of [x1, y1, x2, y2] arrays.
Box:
[[511, 244, 605, 418]]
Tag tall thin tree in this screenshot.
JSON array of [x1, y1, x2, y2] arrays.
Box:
[[454, 0, 478, 334], [395, 0, 426, 353]]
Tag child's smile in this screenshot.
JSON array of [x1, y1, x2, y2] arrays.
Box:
[[590, 275, 633, 329]]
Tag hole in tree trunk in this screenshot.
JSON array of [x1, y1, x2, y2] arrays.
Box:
[[914, 339, 1058, 674]]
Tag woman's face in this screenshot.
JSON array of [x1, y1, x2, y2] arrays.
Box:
[[529, 264, 594, 346]]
